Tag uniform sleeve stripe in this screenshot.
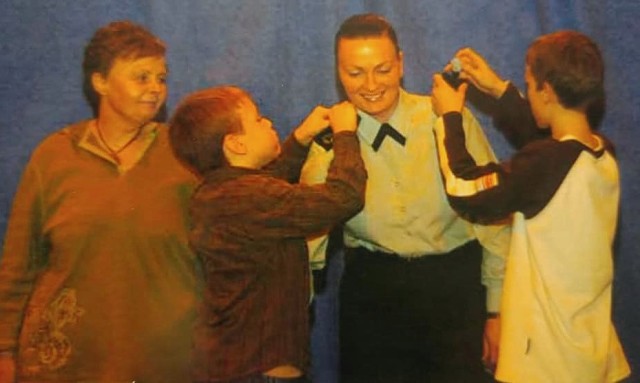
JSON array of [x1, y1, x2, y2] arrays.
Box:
[[435, 116, 500, 197], [445, 171, 499, 197]]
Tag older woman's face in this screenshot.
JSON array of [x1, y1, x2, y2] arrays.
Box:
[[94, 56, 167, 125]]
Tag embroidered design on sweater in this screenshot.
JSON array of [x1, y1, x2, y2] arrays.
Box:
[[29, 288, 85, 370]]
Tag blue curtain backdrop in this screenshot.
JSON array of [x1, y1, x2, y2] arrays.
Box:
[[1, 1, 638, 381]]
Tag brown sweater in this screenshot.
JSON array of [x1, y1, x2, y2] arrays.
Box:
[[190, 132, 366, 382], [0, 120, 201, 382]]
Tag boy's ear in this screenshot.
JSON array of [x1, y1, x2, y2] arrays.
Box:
[[223, 133, 247, 155], [91, 72, 108, 96], [542, 81, 557, 104]]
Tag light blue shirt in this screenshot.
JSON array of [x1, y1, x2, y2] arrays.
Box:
[[301, 89, 510, 311]]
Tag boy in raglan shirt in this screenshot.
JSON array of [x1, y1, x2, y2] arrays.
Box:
[[431, 30, 630, 382]]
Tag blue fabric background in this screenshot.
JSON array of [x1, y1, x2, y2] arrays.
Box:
[[1, 1, 638, 381]]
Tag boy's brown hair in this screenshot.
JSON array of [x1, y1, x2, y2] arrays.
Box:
[[169, 86, 250, 176], [526, 30, 605, 115]]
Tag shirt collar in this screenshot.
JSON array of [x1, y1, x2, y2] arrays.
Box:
[[78, 119, 160, 166], [357, 89, 409, 147]]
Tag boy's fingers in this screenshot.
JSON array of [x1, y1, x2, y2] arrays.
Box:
[[432, 73, 444, 87]]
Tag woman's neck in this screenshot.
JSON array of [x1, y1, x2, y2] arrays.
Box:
[[96, 113, 146, 150]]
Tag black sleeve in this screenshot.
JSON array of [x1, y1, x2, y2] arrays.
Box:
[[436, 112, 583, 223], [493, 83, 550, 149]]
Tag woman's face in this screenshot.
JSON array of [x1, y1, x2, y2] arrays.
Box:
[[336, 36, 403, 123], [94, 55, 167, 126]]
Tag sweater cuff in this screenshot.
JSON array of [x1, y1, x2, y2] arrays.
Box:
[[284, 134, 311, 156], [331, 131, 358, 151]]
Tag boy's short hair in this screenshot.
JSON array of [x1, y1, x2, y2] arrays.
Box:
[[334, 13, 400, 57], [526, 30, 605, 114], [169, 86, 250, 176]]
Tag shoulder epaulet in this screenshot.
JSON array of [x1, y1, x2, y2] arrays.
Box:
[[313, 127, 334, 151], [312, 115, 362, 151]]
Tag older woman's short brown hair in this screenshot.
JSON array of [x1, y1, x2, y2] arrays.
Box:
[[169, 86, 251, 176], [82, 20, 166, 116]]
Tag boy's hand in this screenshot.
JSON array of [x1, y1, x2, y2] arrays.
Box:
[[431, 74, 468, 116], [454, 47, 509, 99], [329, 101, 358, 133], [294, 105, 331, 146]]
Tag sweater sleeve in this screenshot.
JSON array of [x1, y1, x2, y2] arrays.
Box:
[[242, 131, 366, 240], [0, 156, 48, 351], [192, 131, 366, 250], [299, 139, 335, 270], [263, 135, 310, 183]]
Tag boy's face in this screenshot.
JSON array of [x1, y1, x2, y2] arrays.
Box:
[[237, 98, 281, 167], [337, 35, 403, 123], [525, 64, 549, 129]]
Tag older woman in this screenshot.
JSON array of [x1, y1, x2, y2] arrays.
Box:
[[0, 21, 200, 382]]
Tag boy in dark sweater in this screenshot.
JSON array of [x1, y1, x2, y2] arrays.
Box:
[[168, 86, 366, 383]]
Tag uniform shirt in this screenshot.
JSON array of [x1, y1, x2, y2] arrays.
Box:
[[190, 132, 366, 381], [301, 89, 510, 311], [434, 84, 630, 382], [0, 120, 200, 382]]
